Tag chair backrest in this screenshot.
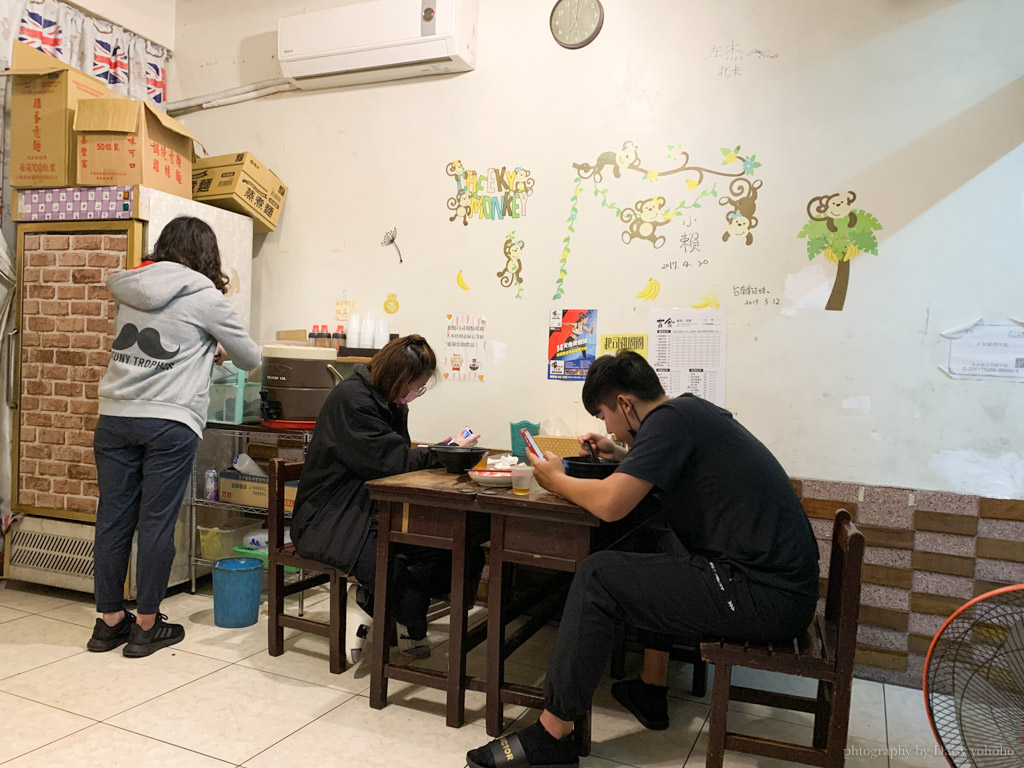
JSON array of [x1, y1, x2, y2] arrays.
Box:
[[268, 458, 304, 553], [822, 509, 865, 674]]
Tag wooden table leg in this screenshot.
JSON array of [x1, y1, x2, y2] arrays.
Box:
[[369, 501, 397, 710], [446, 509, 469, 727], [485, 514, 506, 737]]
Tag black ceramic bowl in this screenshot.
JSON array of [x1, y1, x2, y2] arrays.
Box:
[[429, 445, 489, 474], [563, 456, 619, 479]]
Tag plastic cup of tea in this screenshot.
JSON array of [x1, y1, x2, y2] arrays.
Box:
[[510, 464, 533, 495]]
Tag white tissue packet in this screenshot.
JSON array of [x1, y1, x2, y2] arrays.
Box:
[[486, 454, 520, 469]]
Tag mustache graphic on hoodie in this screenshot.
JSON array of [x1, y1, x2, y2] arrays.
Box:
[[111, 323, 180, 361]]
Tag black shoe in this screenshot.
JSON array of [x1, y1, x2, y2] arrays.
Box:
[[87, 611, 137, 652], [611, 677, 670, 730], [122, 614, 185, 658]]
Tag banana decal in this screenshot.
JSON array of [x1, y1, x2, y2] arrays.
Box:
[[635, 278, 661, 302], [456, 270, 470, 291], [691, 290, 720, 309]]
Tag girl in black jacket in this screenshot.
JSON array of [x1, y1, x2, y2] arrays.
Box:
[[291, 335, 482, 661]]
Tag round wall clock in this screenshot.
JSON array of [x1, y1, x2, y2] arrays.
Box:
[[550, 0, 604, 49]]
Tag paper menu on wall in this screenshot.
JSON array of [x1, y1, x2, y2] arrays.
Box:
[[649, 309, 727, 405], [939, 317, 1024, 382]]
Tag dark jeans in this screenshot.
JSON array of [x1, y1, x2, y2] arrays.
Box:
[[93, 415, 197, 615], [350, 515, 489, 639], [544, 532, 817, 721]]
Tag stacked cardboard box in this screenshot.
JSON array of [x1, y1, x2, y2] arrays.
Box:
[[192, 152, 288, 232]]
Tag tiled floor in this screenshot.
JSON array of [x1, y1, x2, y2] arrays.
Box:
[[0, 579, 951, 767]]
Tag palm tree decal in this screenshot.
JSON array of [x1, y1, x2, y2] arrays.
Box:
[[797, 192, 882, 311]]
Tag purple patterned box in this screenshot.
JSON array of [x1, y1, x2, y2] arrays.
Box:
[[15, 186, 136, 222]]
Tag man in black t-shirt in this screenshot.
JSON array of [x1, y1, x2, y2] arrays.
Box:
[[467, 351, 819, 768]]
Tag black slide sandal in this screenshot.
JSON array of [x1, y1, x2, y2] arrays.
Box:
[[466, 732, 580, 768]]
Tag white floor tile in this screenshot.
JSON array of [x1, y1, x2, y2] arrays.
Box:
[[242, 691, 489, 768], [171, 602, 298, 663], [0, 645, 226, 720], [0, 604, 30, 624], [0, 615, 92, 680], [237, 631, 372, 694], [1, 723, 234, 768], [0, 582, 86, 614], [107, 664, 354, 765], [0, 691, 94, 763], [38, 601, 103, 629], [885, 683, 946, 758]]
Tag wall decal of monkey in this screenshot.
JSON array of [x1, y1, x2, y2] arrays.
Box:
[[496, 232, 525, 297], [620, 196, 670, 249], [719, 178, 762, 245], [797, 191, 882, 311], [806, 192, 858, 233], [447, 189, 473, 226], [445, 160, 465, 178], [512, 167, 535, 196], [573, 141, 642, 183]]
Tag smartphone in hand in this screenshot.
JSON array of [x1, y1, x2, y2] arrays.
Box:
[[520, 428, 542, 457], [445, 426, 474, 445]]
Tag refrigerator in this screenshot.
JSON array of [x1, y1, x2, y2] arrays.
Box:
[[4, 186, 252, 596]]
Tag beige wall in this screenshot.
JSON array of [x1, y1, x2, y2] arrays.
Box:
[[172, 0, 1024, 498], [70, 0, 175, 49]]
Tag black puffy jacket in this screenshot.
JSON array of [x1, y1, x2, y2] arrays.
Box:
[[291, 365, 439, 571]]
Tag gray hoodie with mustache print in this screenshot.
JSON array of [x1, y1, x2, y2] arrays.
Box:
[[98, 261, 261, 436]]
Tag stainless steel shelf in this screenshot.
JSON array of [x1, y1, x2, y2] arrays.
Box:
[[192, 498, 268, 516]]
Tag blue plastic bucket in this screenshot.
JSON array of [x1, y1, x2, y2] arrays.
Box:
[[212, 557, 264, 628]]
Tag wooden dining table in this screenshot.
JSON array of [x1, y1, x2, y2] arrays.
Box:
[[365, 468, 657, 754]]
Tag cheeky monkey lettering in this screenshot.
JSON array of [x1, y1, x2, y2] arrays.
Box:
[[719, 177, 762, 245], [806, 191, 857, 233], [573, 141, 642, 183], [445, 161, 534, 225], [620, 196, 670, 249], [496, 234, 525, 291]]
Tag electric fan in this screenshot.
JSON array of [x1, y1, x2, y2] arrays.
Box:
[[924, 585, 1024, 767]]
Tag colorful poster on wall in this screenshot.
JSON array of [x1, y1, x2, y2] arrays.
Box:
[[599, 334, 648, 359], [548, 309, 598, 381], [442, 313, 486, 382]]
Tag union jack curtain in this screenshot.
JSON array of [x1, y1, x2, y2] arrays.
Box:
[[8, 0, 171, 107]]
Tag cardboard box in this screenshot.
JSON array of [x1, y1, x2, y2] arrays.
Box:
[[192, 152, 287, 232], [73, 98, 202, 198], [1, 42, 117, 188], [218, 471, 298, 512]]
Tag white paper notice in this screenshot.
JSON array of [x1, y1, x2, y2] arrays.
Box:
[[649, 309, 727, 405], [939, 317, 1024, 381], [442, 313, 487, 382]]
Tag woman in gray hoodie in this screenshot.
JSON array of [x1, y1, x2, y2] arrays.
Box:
[[88, 216, 260, 658]]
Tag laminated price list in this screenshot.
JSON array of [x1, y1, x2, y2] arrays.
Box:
[[649, 310, 727, 405]]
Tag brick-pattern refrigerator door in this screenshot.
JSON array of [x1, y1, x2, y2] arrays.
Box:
[[18, 232, 126, 518]]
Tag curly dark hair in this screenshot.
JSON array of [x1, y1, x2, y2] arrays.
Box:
[[150, 216, 229, 294]]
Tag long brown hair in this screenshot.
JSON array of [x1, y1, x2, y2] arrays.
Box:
[[150, 216, 230, 294], [368, 335, 437, 403]]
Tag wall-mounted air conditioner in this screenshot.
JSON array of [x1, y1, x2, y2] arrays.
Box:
[[278, 0, 478, 90]]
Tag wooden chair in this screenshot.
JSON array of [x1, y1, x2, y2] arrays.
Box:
[[700, 509, 864, 768], [267, 458, 351, 674]]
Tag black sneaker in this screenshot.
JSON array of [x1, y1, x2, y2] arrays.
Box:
[[87, 611, 137, 652], [122, 614, 185, 658]]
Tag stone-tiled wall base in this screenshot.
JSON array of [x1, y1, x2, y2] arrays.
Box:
[[794, 480, 1024, 690]]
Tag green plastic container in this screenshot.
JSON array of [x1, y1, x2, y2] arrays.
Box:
[[233, 545, 299, 574]]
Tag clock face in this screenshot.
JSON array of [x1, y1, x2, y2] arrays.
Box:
[[550, 0, 604, 49]]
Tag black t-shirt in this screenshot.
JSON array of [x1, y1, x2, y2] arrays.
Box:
[[617, 394, 819, 597]]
